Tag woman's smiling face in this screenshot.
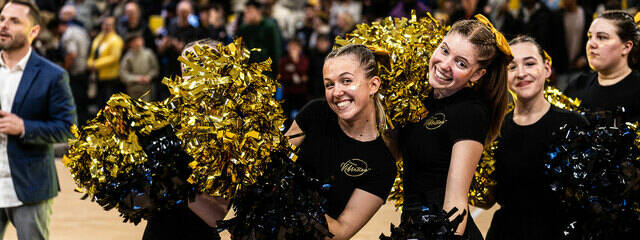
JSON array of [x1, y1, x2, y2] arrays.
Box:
[[507, 42, 550, 101], [323, 54, 379, 122], [428, 32, 486, 98]]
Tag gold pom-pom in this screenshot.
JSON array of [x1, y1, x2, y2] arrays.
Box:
[[544, 85, 581, 112], [335, 11, 448, 131], [63, 94, 171, 195], [387, 156, 405, 209], [468, 141, 498, 208], [162, 38, 289, 199]]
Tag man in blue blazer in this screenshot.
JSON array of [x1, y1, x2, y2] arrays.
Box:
[[0, 1, 76, 239]]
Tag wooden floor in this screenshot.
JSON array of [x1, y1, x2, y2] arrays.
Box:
[[2, 160, 498, 240]]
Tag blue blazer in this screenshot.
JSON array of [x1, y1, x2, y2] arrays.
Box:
[[7, 51, 77, 204]]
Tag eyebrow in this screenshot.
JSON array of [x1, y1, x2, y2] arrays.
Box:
[[589, 31, 610, 36], [523, 56, 537, 62], [443, 42, 471, 64], [324, 72, 353, 81], [1, 15, 20, 22]]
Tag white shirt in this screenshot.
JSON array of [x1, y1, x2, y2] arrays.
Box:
[[0, 47, 32, 208]]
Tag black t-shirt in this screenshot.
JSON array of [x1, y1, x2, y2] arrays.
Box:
[[400, 88, 490, 207], [488, 106, 587, 239], [295, 99, 397, 219], [494, 106, 586, 210], [143, 206, 218, 240], [565, 71, 640, 124]]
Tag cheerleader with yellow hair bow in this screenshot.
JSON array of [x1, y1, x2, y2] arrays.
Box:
[[395, 15, 511, 239]]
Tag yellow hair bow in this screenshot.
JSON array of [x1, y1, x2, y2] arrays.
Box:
[[635, 12, 640, 24], [543, 50, 552, 68], [474, 14, 513, 57]]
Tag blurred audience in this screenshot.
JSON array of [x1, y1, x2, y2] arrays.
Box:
[[20, 0, 640, 130], [88, 16, 124, 110], [236, 0, 282, 78], [116, 1, 156, 52], [52, 17, 91, 126], [120, 33, 158, 101], [279, 38, 310, 122]]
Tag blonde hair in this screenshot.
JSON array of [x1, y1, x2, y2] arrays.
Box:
[[325, 44, 388, 133]]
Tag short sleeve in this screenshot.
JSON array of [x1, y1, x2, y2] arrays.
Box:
[[354, 163, 396, 202], [294, 99, 332, 134], [448, 102, 489, 143], [564, 72, 594, 99], [352, 138, 397, 202]]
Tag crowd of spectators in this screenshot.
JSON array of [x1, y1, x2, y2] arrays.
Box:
[[21, 0, 640, 124]]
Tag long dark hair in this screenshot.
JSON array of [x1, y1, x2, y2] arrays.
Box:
[[449, 20, 512, 145]]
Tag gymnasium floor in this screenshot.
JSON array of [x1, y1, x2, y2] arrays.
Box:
[[2, 160, 499, 240]]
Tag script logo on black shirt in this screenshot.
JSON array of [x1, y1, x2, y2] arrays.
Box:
[[340, 159, 371, 177], [424, 112, 447, 130]]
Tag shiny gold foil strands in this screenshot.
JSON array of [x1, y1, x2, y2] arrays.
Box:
[[387, 156, 404, 210], [627, 122, 640, 151], [544, 86, 582, 112], [162, 38, 289, 199], [335, 11, 447, 131], [468, 140, 498, 208], [63, 94, 171, 195]]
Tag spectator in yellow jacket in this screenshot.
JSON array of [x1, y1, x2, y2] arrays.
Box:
[[87, 16, 123, 110]]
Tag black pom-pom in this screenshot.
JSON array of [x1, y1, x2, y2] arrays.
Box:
[[93, 125, 196, 224], [217, 150, 333, 239], [545, 123, 640, 239], [380, 206, 466, 240]]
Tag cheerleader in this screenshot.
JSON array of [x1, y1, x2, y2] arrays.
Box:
[[285, 44, 397, 240], [486, 36, 587, 240], [565, 10, 640, 124], [399, 16, 511, 238]]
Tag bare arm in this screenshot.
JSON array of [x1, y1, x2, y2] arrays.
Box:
[[325, 189, 384, 240], [444, 139, 484, 235], [285, 120, 305, 147], [187, 194, 230, 227]]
